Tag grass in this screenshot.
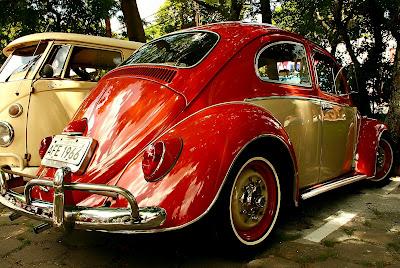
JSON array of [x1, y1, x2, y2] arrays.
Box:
[[296, 250, 338, 264], [322, 239, 337, 247], [274, 230, 302, 242], [343, 227, 356, 236], [387, 239, 400, 253], [1, 236, 32, 258]]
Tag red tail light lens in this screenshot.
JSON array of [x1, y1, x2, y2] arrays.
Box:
[[63, 118, 88, 135], [142, 138, 182, 182], [39, 136, 53, 159]]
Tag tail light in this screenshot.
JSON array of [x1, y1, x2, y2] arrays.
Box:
[[142, 138, 183, 182], [63, 118, 88, 135], [39, 136, 53, 159]]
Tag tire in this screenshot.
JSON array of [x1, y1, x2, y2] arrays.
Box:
[[216, 154, 281, 248], [370, 138, 394, 184]]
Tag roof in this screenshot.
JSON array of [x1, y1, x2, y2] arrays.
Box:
[[3, 32, 143, 56]]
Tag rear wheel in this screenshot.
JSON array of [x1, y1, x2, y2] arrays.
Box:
[[218, 156, 281, 247], [371, 138, 393, 183]]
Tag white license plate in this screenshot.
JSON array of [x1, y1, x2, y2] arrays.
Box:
[[41, 135, 96, 173]]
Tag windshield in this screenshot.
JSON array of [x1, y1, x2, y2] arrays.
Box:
[[0, 43, 47, 83], [121, 31, 219, 68]]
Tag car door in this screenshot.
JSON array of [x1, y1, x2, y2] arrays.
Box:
[[249, 37, 322, 188], [312, 49, 358, 182], [27, 44, 123, 167]]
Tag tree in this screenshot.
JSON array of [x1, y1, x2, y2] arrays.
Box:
[[273, 0, 399, 117], [120, 0, 146, 42], [0, 0, 117, 63]]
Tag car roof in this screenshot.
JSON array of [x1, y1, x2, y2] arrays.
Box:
[[3, 32, 143, 56], [193, 21, 307, 44]]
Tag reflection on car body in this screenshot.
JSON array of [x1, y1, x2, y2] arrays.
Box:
[[0, 23, 393, 249]]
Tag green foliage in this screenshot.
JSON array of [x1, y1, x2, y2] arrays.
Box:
[[0, 0, 117, 63], [145, 0, 254, 40]]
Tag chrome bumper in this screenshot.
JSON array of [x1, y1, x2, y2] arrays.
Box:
[[0, 166, 166, 233]]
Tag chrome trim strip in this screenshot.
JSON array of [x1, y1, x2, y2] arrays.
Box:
[[300, 174, 367, 200], [245, 95, 350, 108]]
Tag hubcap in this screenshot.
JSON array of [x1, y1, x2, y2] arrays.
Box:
[[232, 169, 268, 230], [229, 158, 280, 244]]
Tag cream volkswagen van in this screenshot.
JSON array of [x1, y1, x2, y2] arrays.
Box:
[[0, 33, 142, 175]]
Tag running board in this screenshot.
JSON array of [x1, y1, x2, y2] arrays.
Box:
[[301, 175, 367, 200]]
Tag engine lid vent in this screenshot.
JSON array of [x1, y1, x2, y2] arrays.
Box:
[[128, 66, 177, 83]]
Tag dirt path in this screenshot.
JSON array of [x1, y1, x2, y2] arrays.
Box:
[[1, 178, 400, 267]]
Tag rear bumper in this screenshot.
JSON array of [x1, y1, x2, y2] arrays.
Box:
[[0, 166, 166, 233]]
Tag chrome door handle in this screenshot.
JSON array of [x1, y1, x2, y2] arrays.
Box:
[[321, 103, 334, 110]]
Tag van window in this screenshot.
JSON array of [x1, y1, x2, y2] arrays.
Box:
[[257, 42, 311, 87], [41, 45, 70, 78], [65, 47, 122, 82], [0, 43, 47, 83]]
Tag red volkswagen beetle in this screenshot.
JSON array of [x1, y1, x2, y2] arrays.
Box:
[[0, 22, 394, 247]]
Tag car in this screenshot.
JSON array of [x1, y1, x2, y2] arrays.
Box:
[[0, 33, 142, 176], [0, 22, 394, 248]]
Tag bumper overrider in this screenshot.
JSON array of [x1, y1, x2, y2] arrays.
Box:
[[0, 166, 166, 233]]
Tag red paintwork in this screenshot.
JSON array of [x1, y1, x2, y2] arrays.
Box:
[[355, 117, 387, 177], [32, 22, 388, 230]]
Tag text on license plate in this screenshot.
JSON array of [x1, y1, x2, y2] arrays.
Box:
[[43, 136, 93, 166]]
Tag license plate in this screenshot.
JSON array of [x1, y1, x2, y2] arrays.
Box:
[[41, 135, 96, 173]]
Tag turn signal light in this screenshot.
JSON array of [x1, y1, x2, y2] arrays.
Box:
[[8, 103, 23, 118], [142, 138, 183, 182], [39, 136, 53, 159]]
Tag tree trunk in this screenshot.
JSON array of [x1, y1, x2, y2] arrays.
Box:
[[105, 17, 112, 37], [120, 0, 146, 42], [260, 0, 272, 24], [386, 46, 400, 141]]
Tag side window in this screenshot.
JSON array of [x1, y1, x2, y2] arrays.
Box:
[[41, 45, 70, 78], [65, 47, 122, 82], [313, 51, 346, 95], [257, 42, 311, 87]]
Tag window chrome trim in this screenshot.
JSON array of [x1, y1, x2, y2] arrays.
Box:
[[254, 40, 313, 89], [122, 30, 220, 69]]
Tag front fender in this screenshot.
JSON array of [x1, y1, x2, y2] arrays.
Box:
[[356, 117, 387, 177], [113, 102, 297, 230]]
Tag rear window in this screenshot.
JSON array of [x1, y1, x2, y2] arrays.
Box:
[[121, 31, 219, 68]]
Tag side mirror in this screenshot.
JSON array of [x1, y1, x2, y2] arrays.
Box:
[[40, 64, 54, 78]]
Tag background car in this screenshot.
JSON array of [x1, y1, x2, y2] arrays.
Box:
[[0, 33, 142, 176], [0, 23, 393, 248]]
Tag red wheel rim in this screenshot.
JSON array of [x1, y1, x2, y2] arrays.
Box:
[[230, 158, 280, 244], [375, 139, 393, 181]]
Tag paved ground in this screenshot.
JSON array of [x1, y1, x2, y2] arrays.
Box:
[[0, 178, 400, 267]]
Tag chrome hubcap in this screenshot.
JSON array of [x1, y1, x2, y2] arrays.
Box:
[[377, 147, 385, 170], [239, 176, 266, 221], [232, 169, 268, 230]]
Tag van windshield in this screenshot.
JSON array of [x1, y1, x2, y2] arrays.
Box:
[[0, 43, 47, 83], [121, 31, 219, 68]]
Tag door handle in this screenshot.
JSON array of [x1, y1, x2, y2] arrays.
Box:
[[321, 103, 334, 110]]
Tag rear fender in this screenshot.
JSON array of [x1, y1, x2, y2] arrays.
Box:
[[113, 102, 298, 230], [355, 117, 387, 177]]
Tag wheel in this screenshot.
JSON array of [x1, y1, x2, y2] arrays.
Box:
[[371, 138, 394, 183], [217, 155, 281, 248]]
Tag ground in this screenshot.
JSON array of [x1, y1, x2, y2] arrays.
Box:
[[0, 178, 399, 268]]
